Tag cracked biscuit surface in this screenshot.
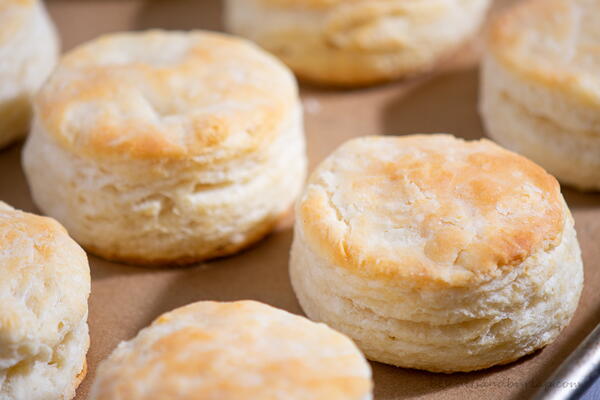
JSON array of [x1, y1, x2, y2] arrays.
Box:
[[89, 300, 372, 400], [23, 30, 307, 266], [290, 135, 583, 372]]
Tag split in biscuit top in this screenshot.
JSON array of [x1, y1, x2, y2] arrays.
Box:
[[489, 0, 600, 107], [299, 135, 565, 287], [35, 30, 298, 161]]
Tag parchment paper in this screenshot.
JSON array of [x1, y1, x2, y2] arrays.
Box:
[[1, 1, 599, 398]]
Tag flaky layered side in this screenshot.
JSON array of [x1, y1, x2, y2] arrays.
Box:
[[89, 301, 372, 400], [480, 55, 600, 191], [23, 30, 307, 265], [289, 135, 584, 372], [0, 202, 90, 400], [24, 105, 305, 265], [226, 0, 491, 86], [480, 0, 600, 190], [291, 207, 582, 372], [0, 0, 59, 149]]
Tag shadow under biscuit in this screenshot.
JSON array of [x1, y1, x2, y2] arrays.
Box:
[[372, 350, 543, 400], [134, 227, 299, 330], [381, 67, 484, 142], [563, 189, 600, 210], [84, 227, 296, 396], [0, 143, 37, 213], [511, 304, 600, 400], [134, 0, 224, 32]]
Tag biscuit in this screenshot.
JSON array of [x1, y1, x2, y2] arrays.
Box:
[[23, 30, 307, 266], [0, 0, 59, 149], [89, 300, 372, 400], [290, 135, 584, 372], [480, 0, 600, 191], [0, 201, 90, 399], [225, 0, 492, 87]]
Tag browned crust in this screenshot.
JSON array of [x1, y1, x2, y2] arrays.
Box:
[[70, 359, 87, 399], [299, 135, 564, 287], [81, 212, 288, 267], [36, 30, 296, 161], [486, 0, 600, 107]]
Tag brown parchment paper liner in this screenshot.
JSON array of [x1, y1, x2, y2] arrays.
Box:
[[0, 1, 598, 398]]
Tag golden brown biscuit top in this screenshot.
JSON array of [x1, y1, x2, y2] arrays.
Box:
[[0, 0, 35, 43], [90, 301, 372, 400], [488, 0, 600, 106], [0, 202, 90, 353], [299, 135, 565, 287], [36, 30, 298, 161]]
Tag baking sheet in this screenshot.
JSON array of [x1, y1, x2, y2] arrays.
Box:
[[1, 1, 599, 398]]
